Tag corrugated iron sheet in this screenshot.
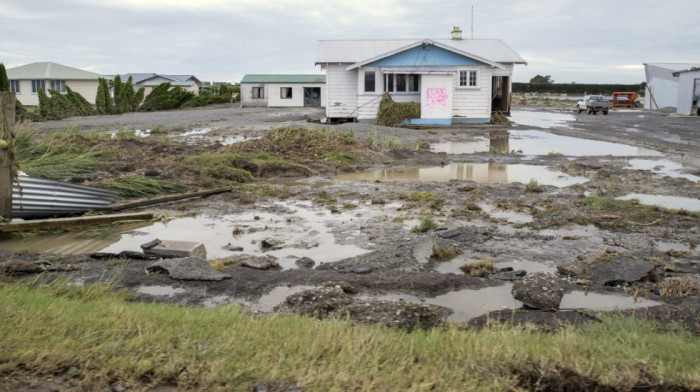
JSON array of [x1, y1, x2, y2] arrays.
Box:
[[12, 177, 118, 219]]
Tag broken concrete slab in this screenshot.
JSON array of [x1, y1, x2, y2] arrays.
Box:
[[512, 272, 565, 310], [144, 240, 207, 259], [587, 257, 656, 286], [146, 257, 231, 281], [438, 228, 461, 239], [412, 237, 434, 265]]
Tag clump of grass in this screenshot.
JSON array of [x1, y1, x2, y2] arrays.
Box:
[[407, 192, 438, 202], [412, 216, 438, 233], [592, 251, 620, 263], [459, 259, 495, 276], [150, 124, 168, 134], [316, 190, 336, 204], [182, 153, 253, 185], [98, 175, 190, 198], [547, 152, 565, 157], [659, 278, 698, 297], [431, 245, 462, 263], [578, 196, 700, 227], [325, 152, 356, 164], [523, 179, 545, 193], [374, 92, 420, 127]]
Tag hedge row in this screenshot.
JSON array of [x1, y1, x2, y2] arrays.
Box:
[[513, 83, 644, 95]]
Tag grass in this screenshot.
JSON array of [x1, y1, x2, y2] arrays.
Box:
[[459, 259, 496, 276], [431, 245, 462, 263], [411, 216, 438, 233], [523, 179, 545, 193], [578, 196, 699, 226], [0, 280, 698, 391], [97, 175, 190, 198]]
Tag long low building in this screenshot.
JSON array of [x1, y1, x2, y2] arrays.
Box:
[[6, 62, 101, 106], [240, 74, 326, 108]]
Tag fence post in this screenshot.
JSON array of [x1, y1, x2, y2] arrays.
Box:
[[0, 92, 16, 220]]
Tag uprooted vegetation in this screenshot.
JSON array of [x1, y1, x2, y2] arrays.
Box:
[[1, 279, 697, 391], [374, 92, 421, 127]]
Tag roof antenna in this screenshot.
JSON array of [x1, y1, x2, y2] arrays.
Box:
[[471, 5, 474, 39]]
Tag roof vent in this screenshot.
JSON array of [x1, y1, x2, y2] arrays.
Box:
[[451, 26, 462, 40]]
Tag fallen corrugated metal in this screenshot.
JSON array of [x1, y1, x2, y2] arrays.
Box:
[[12, 176, 118, 219]]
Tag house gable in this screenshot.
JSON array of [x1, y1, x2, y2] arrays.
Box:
[[365, 44, 489, 68]]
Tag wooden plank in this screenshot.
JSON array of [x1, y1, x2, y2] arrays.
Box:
[[0, 212, 154, 232], [0, 92, 16, 220], [105, 187, 232, 212]]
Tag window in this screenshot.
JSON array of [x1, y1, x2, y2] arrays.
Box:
[[252, 87, 264, 99], [32, 80, 45, 94], [364, 71, 375, 92], [50, 80, 66, 93], [280, 87, 292, 99], [459, 70, 478, 87], [9, 80, 20, 93], [383, 74, 420, 93]]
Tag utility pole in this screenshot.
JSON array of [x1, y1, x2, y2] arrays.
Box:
[[0, 92, 15, 219], [471, 5, 474, 39]]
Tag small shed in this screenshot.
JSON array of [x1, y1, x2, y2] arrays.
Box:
[[643, 63, 700, 115], [240, 74, 326, 108]]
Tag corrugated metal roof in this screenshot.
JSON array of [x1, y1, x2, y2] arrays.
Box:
[[316, 39, 526, 65], [644, 63, 700, 72], [140, 81, 195, 87], [12, 177, 118, 219], [7, 62, 101, 80], [240, 74, 326, 84]]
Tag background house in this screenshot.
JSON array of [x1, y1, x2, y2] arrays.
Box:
[[240, 74, 326, 108], [112, 73, 202, 96], [643, 63, 700, 115], [6, 62, 101, 106], [315, 27, 526, 125]]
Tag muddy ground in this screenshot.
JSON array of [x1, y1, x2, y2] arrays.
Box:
[[4, 103, 699, 332]]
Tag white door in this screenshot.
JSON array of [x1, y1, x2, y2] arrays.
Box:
[[420, 74, 453, 124]]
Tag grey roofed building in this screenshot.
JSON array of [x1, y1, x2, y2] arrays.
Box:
[[643, 62, 700, 115], [6, 61, 102, 106], [7, 61, 102, 80], [240, 74, 326, 108], [240, 74, 326, 84]]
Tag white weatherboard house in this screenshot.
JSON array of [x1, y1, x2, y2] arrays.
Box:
[[315, 28, 526, 125], [6, 62, 102, 106], [240, 74, 326, 108], [643, 63, 700, 115]]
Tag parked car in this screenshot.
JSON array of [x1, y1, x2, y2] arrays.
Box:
[[576, 95, 612, 115]]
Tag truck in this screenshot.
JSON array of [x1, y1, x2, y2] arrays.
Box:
[[576, 95, 612, 115]]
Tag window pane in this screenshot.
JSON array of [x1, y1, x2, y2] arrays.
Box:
[[396, 74, 406, 92], [364, 71, 375, 92], [408, 75, 420, 92], [384, 74, 394, 92], [281, 87, 292, 99], [469, 71, 477, 87], [459, 71, 467, 86]]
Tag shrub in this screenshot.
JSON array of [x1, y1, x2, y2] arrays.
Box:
[[139, 83, 195, 112], [375, 92, 420, 127]]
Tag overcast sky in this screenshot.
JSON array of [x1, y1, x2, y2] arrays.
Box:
[[2, 0, 698, 84]]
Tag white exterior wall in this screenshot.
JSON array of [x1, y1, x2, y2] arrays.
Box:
[[325, 64, 358, 118], [676, 71, 700, 115], [452, 66, 492, 119], [11, 79, 98, 106], [646, 78, 678, 109], [240, 83, 268, 107], [267, 83, 325, 107]]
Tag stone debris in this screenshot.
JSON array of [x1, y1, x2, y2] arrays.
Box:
[[511, 272, 565, 310], [146, 257, 231, 281], [0, 259, 79, 274], [412, 237, 434, 265], [587, 257, 656, 286], [337, 263, 375, 274], [295, 257, 316, 269], [144, 240, 207, 259], [437, 228, 461, 239], [238, 255, 280, 270]]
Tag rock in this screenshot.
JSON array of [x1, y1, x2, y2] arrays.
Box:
[[140, 238, 161, 250], [321, 281, 357, 293], [511, 272, 565, 310], [588, 257, 656, 286], [261, 238, 284, 251], [146, 257, 231, 281], [222, 243, 244, 252], [0, 260, 79, 274], [239, 255, 280, 270], [337, 263, 375, 274], [557, 261, 588, 280], [412, 237, 434, 265], [493, 270, 527, 281], [437, 229, 461, 239], [295, 257, 315, 269], [144, 240, 207, 259]]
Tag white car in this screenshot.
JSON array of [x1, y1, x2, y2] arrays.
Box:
[[576, 95, 611, 115]]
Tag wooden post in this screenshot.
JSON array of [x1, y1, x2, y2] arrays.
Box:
[[0, 92, 16, 220]]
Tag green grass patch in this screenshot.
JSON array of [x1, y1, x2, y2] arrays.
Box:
[[523, 179, 545, 193], [431, 245, 462, 263], [411, 216, 438, 233], [459, 259, 495, 276], [0, 280, 698, 391], [577, 196, 700, 226], [97, 175, 190, 198], [406, 191, 438, 202]]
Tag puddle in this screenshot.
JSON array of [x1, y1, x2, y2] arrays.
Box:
[[182, 128, 212, 136], [654, 241, 693, 253], [137, 285, 186, 297], [110, 129, 151, 138], [616, 194, 700, 212], [626, 159, 700, 182], [509, 110, 575, 129], [430, 130, 660, 157], [251, 285, 316, 312], [479, 204, 533, 223], [337, 163, 588, 187], [560, 291, 659, 311]]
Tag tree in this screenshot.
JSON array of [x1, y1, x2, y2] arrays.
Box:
[[95, 77, 114, 115], [0, 63, 8, 92], [529, 75, 554, 84]]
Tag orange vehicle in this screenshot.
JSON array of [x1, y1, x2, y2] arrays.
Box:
[[612, 92, 638, 107]]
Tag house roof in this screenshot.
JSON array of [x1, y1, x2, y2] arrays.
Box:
[[316, 39, 526, 65], [140, 81, 196, 87], [240, 74, 326, 84], [110, 73, 203, 85], [644, 63, 700, 72], [7, 62, 101, 80]]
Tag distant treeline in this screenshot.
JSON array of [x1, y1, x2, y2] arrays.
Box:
[[513, 83, 645, 95]]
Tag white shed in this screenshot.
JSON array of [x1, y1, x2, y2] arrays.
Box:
[[240, 75, 326, 108], [643, 63, 700, 115], [315, 28, 526, 125]]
